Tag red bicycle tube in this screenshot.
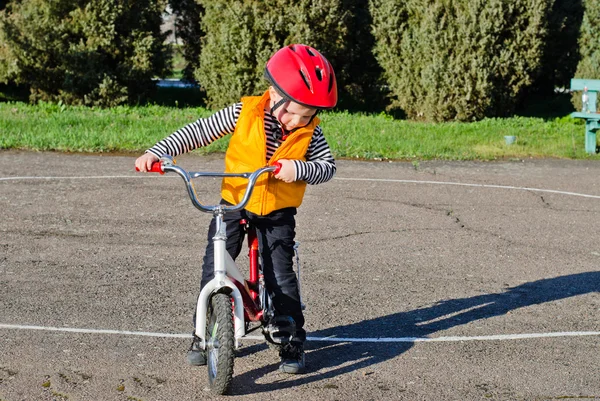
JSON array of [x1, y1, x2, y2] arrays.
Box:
[[272, 161, 282, 175]]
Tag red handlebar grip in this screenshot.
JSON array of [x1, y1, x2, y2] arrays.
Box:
[[149, 162, 164, 174], [135, 162, 164, 174], [273, 162, 282, 175]]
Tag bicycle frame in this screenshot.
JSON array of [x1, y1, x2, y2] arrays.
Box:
[[232, 222, 264, 322], [149, 155, 279, 350]]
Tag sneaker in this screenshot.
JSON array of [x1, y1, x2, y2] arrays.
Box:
[[278, 342, 305, 374], [186, 335, 206, 366]]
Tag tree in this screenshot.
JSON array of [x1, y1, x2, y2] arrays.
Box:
[[370, 0, 553, 122], [0, 0, 170, 106], [196, 0, 384, 111]]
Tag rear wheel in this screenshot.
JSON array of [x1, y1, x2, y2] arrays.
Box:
[[206, 292, 235, 395]]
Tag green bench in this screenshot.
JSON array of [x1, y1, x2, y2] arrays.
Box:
[[570, 78, 600, 154]]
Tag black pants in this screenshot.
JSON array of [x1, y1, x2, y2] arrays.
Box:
[[197, 203, 306, 342]]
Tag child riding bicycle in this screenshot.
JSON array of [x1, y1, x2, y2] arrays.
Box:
[[135, 44, 338, 374]]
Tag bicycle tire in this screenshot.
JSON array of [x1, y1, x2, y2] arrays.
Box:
[[206, 292, 235, 395]]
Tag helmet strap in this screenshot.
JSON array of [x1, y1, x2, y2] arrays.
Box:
[[269, 98, 287, 117], [270, 97, 290, 140]]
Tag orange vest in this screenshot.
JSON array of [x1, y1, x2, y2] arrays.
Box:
[[221, 90, 319, 216]]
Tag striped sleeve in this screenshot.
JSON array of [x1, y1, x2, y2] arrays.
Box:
[[147, 104, 241, 158], [293, 125, 336, 185]]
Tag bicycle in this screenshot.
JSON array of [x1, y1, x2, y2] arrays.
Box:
[[139, 155, 305, 395]]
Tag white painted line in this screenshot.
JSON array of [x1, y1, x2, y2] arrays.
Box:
[[1, 324, 598, 343], [0, 324, 189, 338], [307, 331, 600, 343], [0, 175, 149, 181], [335, 177, 600, 200], [2, 174, 599, 200]]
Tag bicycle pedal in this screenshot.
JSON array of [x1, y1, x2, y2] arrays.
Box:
[[263, 316, 296, 345]]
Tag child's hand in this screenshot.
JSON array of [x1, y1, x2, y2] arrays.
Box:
[[135, 153, 159, 172], [273, 159, 296, 183]]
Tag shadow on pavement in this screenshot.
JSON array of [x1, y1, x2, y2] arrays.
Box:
[[231, 271, 599, 395]]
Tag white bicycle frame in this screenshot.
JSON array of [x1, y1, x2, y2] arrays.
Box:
[[156, 155, 278, 350]]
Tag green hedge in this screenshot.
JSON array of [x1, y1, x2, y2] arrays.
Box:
[[370, 0, 553, 122], [0, 0, 170, 106], [0, 0, 591, 121], [196, 0, 384, 111]]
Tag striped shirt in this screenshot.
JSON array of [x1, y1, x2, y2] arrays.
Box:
[[147, 103, 336, 185]]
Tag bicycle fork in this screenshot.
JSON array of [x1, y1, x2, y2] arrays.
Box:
[[194, 212, 246, 350]]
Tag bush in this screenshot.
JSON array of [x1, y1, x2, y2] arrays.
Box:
[[370, 0, 552, 122], [571, 0, 600, 110], [0, 0, 170, 107], [196, 1, 272, 109], [196, 0, 384, 111]]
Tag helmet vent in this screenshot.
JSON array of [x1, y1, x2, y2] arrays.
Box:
[[299, 69, 312, 90], [306, 47, 316, 56], [315, 67, 323, 81]]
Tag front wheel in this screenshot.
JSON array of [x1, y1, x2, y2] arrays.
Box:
[[206, 292, 235, 395]]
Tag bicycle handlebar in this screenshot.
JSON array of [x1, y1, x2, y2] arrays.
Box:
[[136, 155, 282, 214]]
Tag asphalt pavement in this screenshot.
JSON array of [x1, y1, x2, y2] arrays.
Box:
[[1, 151, 599, 400]]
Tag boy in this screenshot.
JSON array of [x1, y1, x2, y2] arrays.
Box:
[[135, 44, 337, 374]]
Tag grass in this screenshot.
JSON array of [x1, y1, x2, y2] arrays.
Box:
[[0, 101, 228, 154], [323, 112, 588, 160], [0, 94, 595, 161]]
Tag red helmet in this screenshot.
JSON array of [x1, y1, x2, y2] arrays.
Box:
[[265, 44, 337, 109]]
